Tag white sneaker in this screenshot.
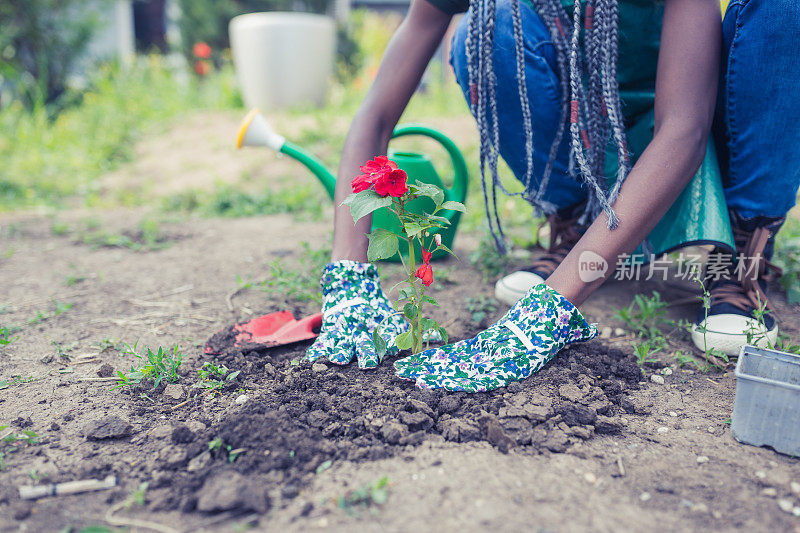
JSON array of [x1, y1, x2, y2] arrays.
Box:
[[691, 314, 778, 357]]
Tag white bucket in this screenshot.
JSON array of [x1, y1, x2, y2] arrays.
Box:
[[229, 12, 335, 110]]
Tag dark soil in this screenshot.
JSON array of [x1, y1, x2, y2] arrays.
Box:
[[142, 338, 642, 514]]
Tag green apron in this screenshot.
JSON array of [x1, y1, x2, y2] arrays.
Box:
[[562, 0, 735, 257]]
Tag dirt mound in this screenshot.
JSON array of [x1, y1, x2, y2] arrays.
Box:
[[149, 341, 642, 513]]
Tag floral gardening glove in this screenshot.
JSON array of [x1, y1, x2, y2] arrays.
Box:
[[306, 260, 408, 369], [394, 284, 597, 392]]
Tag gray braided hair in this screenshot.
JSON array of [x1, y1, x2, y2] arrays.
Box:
[[467, 0, 629, 252]]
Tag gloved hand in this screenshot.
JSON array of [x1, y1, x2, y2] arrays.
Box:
[[394, 283, 597, 391], [306, 260, 408, 369]]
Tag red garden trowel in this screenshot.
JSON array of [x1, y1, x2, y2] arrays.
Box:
[[204, 311, 322, 355]]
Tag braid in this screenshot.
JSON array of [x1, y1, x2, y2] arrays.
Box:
[[472, 0, 626, 252], [601, 0, 629, 203]]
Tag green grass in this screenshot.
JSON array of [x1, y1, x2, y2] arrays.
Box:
[[163, 183, 327, 220], [775, 217, 800, 304], [76, 217, 172, 252], [256, 242, 331, 305], [0, 57, 241, 209]]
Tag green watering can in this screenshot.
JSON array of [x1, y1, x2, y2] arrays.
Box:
[[237, 109, 468, 261]]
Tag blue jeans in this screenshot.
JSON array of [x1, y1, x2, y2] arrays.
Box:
[[450, 0, 800, 220]]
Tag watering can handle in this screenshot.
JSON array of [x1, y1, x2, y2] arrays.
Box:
[[391, 124, 469, 204]]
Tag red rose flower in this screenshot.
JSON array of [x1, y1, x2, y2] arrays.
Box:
[[374, 168, 408, 198], [414, 248, 433, 286], [194, 60, 210, 76], [193, 42, 212, 59], [351, 156, 399, 193], [415, 262, 433, 287]]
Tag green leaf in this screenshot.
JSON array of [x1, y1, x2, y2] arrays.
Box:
[[422, 295, 439, 306], [373, 328, 387, 357], [0, 380, 7, 390], [437, 326, 449, 344], [395, 331, 413, 350], [398, 287, 414, 300], [403, 303, 418, 320], [441, 200, 466, 212], [315, 459, 333, 474], [367, 228, 400, 261], [427, 214, 450, 225], [420, 317, 438, 331], [410, 182, 444, 205], [434, 243, 458, 259], [403, 222, 425, 238], [341, 190, 393, 223]]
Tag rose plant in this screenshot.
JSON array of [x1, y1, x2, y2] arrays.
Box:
[[342, 155, 466, 355]]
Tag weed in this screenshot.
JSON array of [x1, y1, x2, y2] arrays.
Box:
[[465, 296, 497, 327], [235, 274, 255, 290], [114, 340, 182, 389], [77, 218, 171, 252], [28, 299, 73, 325], [259, 242, 331, 305], [0, 426, 39, 470], [692, 275, 731, 371], [337, 476, 390, 513], [64, 264, 88, 286], [208, 437, 243, 463], [0, 324, 21, 345], [52, 340, 78, 360], [468, 234, 511, 282], [126, 482, 149, 508], [94, 338, 124, 353], [632, 339, 663, 367], [194, 362, 240, 392], [614, 292, 668, 340]]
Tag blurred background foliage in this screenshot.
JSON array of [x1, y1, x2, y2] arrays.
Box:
[[0, 0, 107, 108]]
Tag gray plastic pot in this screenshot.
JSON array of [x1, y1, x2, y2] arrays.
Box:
[[732, 345, 800, 456]]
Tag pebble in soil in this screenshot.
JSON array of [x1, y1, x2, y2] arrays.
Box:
[[131, 341, 644, 514]]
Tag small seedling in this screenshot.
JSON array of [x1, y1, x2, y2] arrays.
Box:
[[28, 299, 73, 325], [631, 339, 662, 367], [614, 292, 667, 340], [194, 362, 240, 392], [52, 340, 78, 360], [0, 324, 20, 345], [64, 264, 89, 286], [468, 234, 512, 282], [114, 340, 182, 389], [337, 476, 390, 513], [465, 296, 497, 327], [0, 426, 40, 470], [94, 338, 124, 353], [208, 437, 242, 463]]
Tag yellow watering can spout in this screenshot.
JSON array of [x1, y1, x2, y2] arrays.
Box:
[[237, 109, 338, 198]]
